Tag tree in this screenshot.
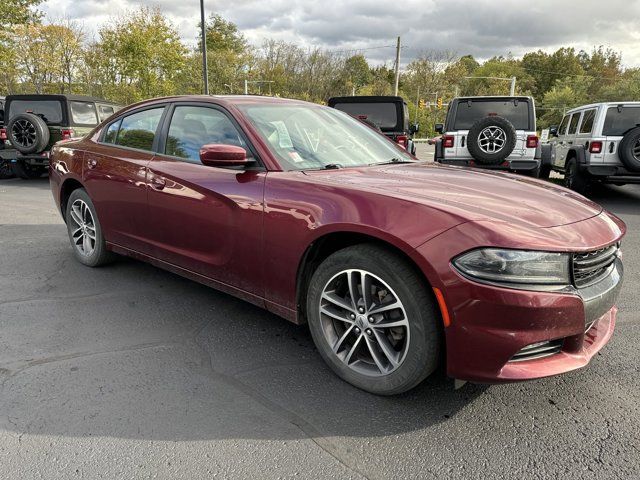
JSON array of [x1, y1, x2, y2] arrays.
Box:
[[199, 14, 248, 55]]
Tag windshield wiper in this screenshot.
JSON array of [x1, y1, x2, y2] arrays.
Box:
[[323, 163, 343, 169], [370, 157, 416, 166]]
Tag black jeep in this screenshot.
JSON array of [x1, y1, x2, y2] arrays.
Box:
[[1, 94, 120, 179], [328, 96, 419, 155]]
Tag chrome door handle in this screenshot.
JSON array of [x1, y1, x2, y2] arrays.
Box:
[[150, 176, 166, 190]]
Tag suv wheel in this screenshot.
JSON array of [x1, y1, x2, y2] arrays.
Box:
[[618, 127, 640, 172], [65, 188, 114, 267], [7, 113, 50, 155], [306, 244, 442, 395], [564, 158, 590, 194], [467, 116, 517, 165]]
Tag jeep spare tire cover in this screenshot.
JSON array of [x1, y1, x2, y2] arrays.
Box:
[[467, 116, 517, 165], [618, 127, 640, 172], [7, 113, 50, 155]]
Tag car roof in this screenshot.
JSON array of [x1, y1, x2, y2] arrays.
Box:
[[5, 94, 119, 105], [565, 101, 640, 114], [118, 95, 321, 112], [453, 96, 533, 101]]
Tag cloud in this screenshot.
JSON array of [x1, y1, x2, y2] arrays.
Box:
[[40, 0, 640, 67]]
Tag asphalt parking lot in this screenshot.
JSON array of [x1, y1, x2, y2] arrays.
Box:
[[0, 172, 639, 479]]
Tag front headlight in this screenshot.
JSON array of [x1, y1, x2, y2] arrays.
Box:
[[453, 249, 570, 286]]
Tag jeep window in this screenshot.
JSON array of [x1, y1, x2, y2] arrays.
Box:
[[8, 100, 63, 124], [330, 102, 399, 129], [113, 108, 164, 151], [453, 100, 530, 130], [579, 109, 596, 134], [70, 101, 98, 125], [603, 106, 640, 136], [558, 115, 570, 135], [568, 113, 580, 134], [97, 105, 116, 122]]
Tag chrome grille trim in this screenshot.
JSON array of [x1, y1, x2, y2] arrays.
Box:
[[572, 244, 619, 288], [510, 340, 563, 362]]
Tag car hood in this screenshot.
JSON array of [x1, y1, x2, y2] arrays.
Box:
[[304, 162, 603, 229]]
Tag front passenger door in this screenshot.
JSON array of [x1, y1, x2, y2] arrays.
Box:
[[146, 104, 266, 299]]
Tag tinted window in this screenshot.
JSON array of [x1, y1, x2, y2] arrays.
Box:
[[330, 102, 399, 129], [8, 100, 63, 124], [165, 106, 249, 163], [558, 115, 570, 135], [568, 113, 580, 134], [97, 105, 116, 122], [115, 108, 163, 151], [579, 109, 596, 134], [70, 101, 98, 125], [453, 99, 531, 130], [104, 119, 121, 144], [603, 106, 640, 136]]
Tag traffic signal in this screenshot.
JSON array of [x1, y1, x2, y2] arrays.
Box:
[[437, 97, 443, 109], [418, 99, 426, 109]]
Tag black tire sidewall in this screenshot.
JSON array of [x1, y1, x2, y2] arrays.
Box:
[[564, 158, 589, 194], [306, 244, 441, 395], [7, 113, 50, 154], [618, 127, 640, 172], [11, 161, 45, 179], [467, 116, 517, 165], [65, 188, 111, 267]]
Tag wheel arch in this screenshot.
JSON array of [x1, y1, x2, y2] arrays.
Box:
[[59, 177, 85, 220], [295, 229, 437, 325], [564, 146, 585, 169]]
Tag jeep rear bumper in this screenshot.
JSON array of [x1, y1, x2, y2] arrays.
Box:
[[584, 164, 640, 182], [437, 158, 540, 171]]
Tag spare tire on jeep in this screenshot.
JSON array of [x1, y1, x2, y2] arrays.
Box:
[[7, 113, 50, 155], [618, 127, 640, 172], [467, 116, 517, 165]]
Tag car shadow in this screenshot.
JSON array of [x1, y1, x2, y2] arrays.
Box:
[[0, 238, 488, 443]]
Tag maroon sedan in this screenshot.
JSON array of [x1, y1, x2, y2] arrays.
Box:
[[49, 95, 625, 395]]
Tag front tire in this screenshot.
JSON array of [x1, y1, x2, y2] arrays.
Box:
[[306, 244, 442, 395], [65, 188, 113, 267]]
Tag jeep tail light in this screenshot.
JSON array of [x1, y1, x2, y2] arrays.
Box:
[[396, 135, 408, 149], [0, 128, 6, 141], [589, 141, 603, 154], [526, 135, 538, 148], [61, 128, 74, 140], [443, 135, 455, 148]]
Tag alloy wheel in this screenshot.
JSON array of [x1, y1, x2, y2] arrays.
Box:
[[633, 139, 640, 161], [69, 199, 97, 256], [478, 126, 506, 154], [319, 269, 410, 377], [11, 119, 37, 148]]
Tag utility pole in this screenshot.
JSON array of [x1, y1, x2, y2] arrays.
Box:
[[510, 76, 516, 96], [244, 79, 248, 95], [414, 85, 420, 123], [393, 36, 400, 96], [199, 0, 208, 95]]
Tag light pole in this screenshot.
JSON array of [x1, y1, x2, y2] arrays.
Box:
[[200, 0, 209, 95]]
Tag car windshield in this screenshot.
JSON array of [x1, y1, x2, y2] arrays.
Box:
[[238, 104, 414, 171], [8, 99, 63, 124], [330, 102, 399, 129], [603, 106, 640, 136], [453, 99, 531, 130]]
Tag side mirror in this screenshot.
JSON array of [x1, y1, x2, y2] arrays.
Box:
[[549, 125, 558, 137], [410, 123, 420, 134], [199, 144, 250, 167], [434, 123, 444, 134]]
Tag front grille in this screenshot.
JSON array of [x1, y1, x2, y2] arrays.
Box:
[[572, 243, 619, 288], [510, 339, 563, 362]]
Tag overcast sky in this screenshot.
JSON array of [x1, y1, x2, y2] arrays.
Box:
[[41, 0, 640, 68]]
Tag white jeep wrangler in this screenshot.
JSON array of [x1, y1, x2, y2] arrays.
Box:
[[434, 96, 545, 175], [549, 102, 640, 193]]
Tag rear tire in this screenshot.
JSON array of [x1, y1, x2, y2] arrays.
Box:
[[65, 188, 114, 267], [306, 244, 442, 395], [618, 127, 640, 172], [7, 113, 50, 154], [0, 160, 14, 179], [564, 158, 590, 194], [12, 162, 46, 179]]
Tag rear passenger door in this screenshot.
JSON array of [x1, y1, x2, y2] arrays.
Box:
[[84, 106, 166, 255], [556, 112, 580, 168]]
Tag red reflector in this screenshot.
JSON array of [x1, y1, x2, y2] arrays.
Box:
[[526, 135, 539, 148], [442, 135, 454, 148], [589, 141, 603, 154], [396, 135, 408, 149], [0, 128, 6, 140], [61, 128, 74, 140]]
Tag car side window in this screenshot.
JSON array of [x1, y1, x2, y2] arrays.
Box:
[[579, 109, 596, 134], [165, 106, 250, 164], [568, 113, 580, 135], [558, 115, 569, 136], [113, 108, 164, 151], [103, 119, 121, 144], [98, 105, 116, 122]]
